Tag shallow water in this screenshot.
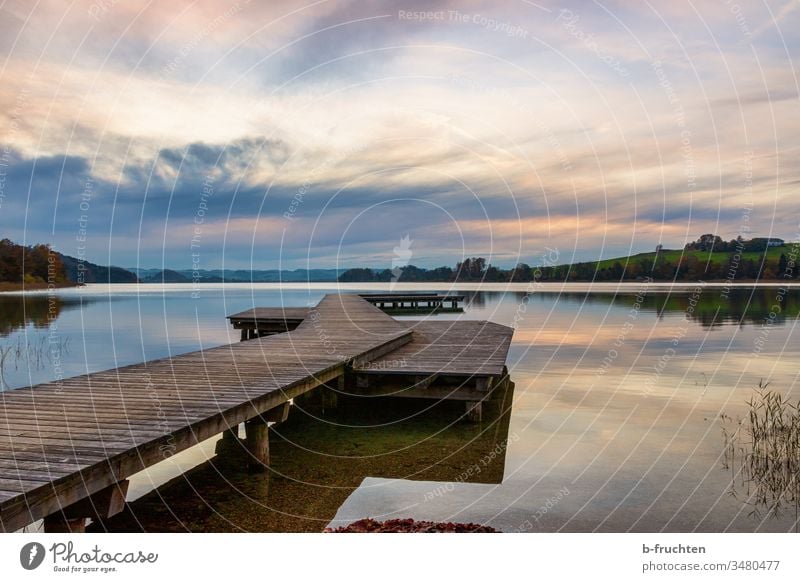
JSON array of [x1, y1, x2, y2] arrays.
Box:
[[2, 282, 799, 532]]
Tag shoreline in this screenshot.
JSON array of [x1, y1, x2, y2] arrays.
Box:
[[0, 281, 80, 293]]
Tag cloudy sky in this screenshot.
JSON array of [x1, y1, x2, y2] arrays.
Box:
[[0, 0, 798, 270]]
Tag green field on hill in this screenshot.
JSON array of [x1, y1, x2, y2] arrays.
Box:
[[534, 242, 798, 282], [593, 246, 790, 270]]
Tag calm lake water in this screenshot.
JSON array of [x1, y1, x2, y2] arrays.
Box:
[[2, 282, 799, 532]]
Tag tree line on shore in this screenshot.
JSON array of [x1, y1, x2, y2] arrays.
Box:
[[338, 257, 542, 282], [536, 252, 797, 282], [0, 239, 69, 286], [339, 248, 798, 283], [4, 235, 796, 286], [684, 234, 783, 253]]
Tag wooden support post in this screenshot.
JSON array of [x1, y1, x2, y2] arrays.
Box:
[[475, 376, 493, 392], [223, 424, 239, 440], [73, 481, 128, 521], [43, 480, 130, 532], [292, 388, 314, 410], [415, 374, 437, 390], [321, 385, 339, 411], [245, 418, 269, 472], [466, 401, 483, 423], [497, 372, 511, 391], [261, 401, 290, 423], [215, 424, 244, 459]]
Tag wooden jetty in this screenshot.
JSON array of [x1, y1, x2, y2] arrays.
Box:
[[0, 294, 512, 533]]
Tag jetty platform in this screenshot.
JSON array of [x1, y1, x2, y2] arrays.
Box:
[[0, 294, 512, 533]]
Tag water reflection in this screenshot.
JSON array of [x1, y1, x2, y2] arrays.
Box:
[[0, 295, 78, 390], [473, 287, 800, 328], [0, 294, 69, 336], [4, 283, 800, 532], [553, 287, 800, 327], [91, 381, 515, 532]]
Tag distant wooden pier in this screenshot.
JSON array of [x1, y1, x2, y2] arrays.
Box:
[[0, 294, 512, 533], [358, 293, 464, 314]]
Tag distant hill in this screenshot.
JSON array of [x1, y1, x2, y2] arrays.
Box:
[[535, 242, 796, 282], [57, 254, 138, 284], [0, 239, 138, 288], [12, 232, 792, 288], [127, 267, 341, 283], [336, 238, 798, 283], [140, 269, 190, 283], [57, 260, 341, 285]]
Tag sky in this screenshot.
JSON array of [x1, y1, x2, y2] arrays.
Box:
[[0, 0, 798, 271]]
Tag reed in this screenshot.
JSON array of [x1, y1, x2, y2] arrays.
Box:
[[721, 380, 800, 526], [0, 334, 70, 390]]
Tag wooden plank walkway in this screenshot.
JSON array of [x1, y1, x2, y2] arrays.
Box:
[[354, 320, 513, 377], [0, 294, 411, 532]]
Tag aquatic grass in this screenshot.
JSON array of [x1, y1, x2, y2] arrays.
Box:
[[0, 334, 70, 390], [721, 380, 800, 528], [0, 344, 12, 390]]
